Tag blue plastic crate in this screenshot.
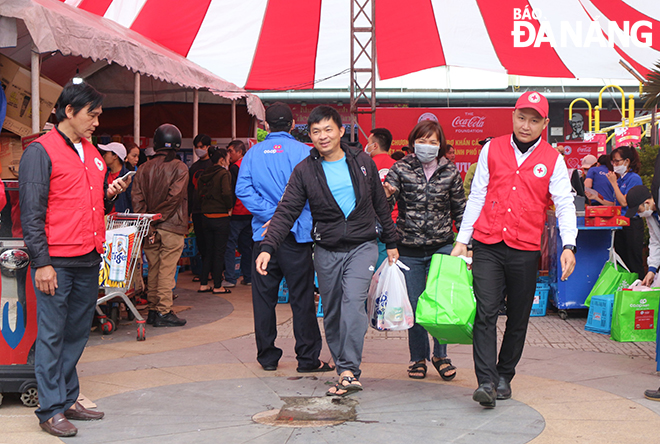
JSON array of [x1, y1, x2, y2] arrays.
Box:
[[181, 237, 198, 258], [278, 279, 289, 303], [317, 296, 324, 317], [234, 254, 243, 278], [531, 283, 550, 317], [585, 294, 615, 334]]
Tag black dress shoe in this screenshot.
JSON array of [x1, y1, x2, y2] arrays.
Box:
[[473, 382, 497, 408], [153, 311, 187, 327], [261, 364, 277, 371], [497, 377, 512, 400], [146, 310, 157, 325]]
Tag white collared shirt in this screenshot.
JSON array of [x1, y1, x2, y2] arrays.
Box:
[[456, 135, 577, 247]]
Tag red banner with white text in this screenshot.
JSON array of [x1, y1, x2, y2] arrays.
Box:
[[359, 107, 524, 177]]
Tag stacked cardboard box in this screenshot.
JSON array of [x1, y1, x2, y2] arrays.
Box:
[[584, 206, 629, 227]]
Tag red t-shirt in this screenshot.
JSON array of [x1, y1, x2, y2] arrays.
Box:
[[372, 153, 398, 223]]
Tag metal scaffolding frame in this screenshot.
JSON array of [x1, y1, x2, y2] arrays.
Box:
[[349, 0, 376, 142]]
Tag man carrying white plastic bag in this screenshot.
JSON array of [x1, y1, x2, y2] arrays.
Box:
[[367, 260, 414, 331]]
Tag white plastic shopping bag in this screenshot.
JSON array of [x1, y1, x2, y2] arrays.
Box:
[[367, 260, 414, 331]]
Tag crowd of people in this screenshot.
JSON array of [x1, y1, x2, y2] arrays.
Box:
[[15, 80, 660, 437]]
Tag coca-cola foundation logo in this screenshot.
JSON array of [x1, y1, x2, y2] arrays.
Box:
[[452, 115, 486, 129]]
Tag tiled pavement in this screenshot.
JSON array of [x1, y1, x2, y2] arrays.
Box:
[[1, 269, 660, 444]]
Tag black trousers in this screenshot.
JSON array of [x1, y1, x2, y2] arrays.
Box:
[[251, 234, 322, 369], [201, 216, 230, 288], [472, 240, 540, 385], [192, 213, 208, 272], [614, 217, 645, 279]]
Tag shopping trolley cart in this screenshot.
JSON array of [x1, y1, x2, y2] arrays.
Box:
[[96, 212, 161, 341]]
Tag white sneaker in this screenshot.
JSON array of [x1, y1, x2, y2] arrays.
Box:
[[221, 280, 236, 288]]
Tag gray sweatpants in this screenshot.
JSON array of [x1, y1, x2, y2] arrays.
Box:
[[315, 240, 378, 379]]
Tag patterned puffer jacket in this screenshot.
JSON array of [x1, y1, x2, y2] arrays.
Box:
[[384, 154, 466, 249]]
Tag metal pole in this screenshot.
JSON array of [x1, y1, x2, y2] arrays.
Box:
[[193, 89, 199, 161], [370, 0, 376, 130], [231, 100, 236, 140], [134, 71, 140, 148], [349, 0, 355, 142], [31, 43, 40, 134]]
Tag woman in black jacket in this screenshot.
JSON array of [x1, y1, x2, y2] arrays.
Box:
[[197, 147, 233, 294]]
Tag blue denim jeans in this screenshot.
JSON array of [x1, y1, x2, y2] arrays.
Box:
[[223, 217, 254, 284], [400, 244, 453, 362]]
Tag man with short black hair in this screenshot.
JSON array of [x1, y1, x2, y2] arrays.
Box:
[[452, 91, 577, 408], [366, 127, 397, 268], [236, 102, 330, 373], [188, 134, 213, 281], [20, 80, 127, 436], [222, 140, 253, 287], [255, 105, 398, 396]]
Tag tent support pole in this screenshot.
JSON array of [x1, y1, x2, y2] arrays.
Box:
[[134, 72, 140, 148], [193, 89, 199, 161], [31, 43, 40, 134], [231, 100, 236, 140]]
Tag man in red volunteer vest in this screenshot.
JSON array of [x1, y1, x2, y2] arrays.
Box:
[[222, 140, 253, 287], [366, 128, 398, 268], [19, 81, 128, 436], [452, 91, 577, 408]]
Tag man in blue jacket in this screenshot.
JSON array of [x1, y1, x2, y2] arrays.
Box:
[[236, 102, 332, 373]]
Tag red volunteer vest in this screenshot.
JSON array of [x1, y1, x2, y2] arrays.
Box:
[[472, 135, 558, 251], [232, 157, 251, 216], [372, 153, 398, 223], [39, 129, 107, 257]]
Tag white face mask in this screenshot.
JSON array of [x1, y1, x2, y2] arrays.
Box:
[[639, 210, 653, 218], [613, 164, 627, 176], [195, 148, 207, 158], [414, 143, 439, 163]]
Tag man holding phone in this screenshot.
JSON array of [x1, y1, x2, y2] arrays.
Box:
[[19, 81, 128, 437]]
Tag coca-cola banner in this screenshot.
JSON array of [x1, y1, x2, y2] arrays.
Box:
[[561, 141, 599, 171], [358, 107, 516, 177], [614, 126, 642, 148]]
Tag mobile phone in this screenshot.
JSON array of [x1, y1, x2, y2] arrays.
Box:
[[119, 171, 136, 182]]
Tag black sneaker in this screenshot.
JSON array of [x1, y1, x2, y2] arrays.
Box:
[[644, 387, 660, 401], [153, 311, 187, 327], [146, 310, 157, 325]]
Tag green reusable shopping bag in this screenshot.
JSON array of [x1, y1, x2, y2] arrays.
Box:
[[416, 254, 476, 345], [585, 257, 637, 307], [611, 289, 660, 342]]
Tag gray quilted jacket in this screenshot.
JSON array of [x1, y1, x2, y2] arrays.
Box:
[[384, 155, 466, 250]]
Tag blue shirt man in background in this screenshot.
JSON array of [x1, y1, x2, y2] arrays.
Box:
[[236, 102, 332, 373]]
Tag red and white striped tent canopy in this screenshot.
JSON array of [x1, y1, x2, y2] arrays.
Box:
[[63, 0, 659, 90]]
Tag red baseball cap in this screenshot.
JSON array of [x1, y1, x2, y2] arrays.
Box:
[[515, 91, 549, 118]]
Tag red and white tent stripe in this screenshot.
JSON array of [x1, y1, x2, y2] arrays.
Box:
[[62, 0, 660, 90]]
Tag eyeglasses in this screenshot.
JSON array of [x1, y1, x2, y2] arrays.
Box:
[[611, 158, 626, 165]]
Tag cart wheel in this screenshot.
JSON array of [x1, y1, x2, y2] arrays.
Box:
[[137, 324, 146, 341], [110, 305, 120, 326], [20, 386, 39, 407], [558, 310, 568, 320], [101, 319, 115, 335]]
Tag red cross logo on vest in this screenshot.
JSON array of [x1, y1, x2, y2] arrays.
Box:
[[533, 163, 547, 178]]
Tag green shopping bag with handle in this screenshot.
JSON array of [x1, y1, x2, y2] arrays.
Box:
[[611, 282, 660, 342], [584, 238, 637, 307], [416, 254, 476, 345]]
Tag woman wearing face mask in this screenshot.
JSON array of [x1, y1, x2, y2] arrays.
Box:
[[383, 120, 466, 381], [197, 147, 234, 294], [607, 146, 644, 278]]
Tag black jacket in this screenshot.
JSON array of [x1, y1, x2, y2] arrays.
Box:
[[198, 165, 233, 214], [261, 143, 398, 254]]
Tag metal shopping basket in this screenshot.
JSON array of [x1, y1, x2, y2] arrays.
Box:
[[96, 212, 161, 341]]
